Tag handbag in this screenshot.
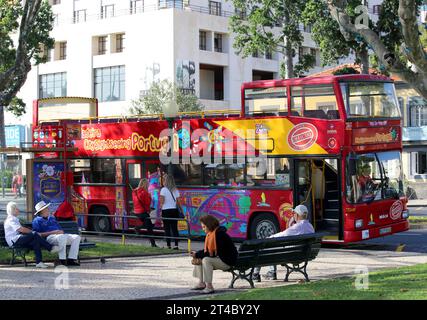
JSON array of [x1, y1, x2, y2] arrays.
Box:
[[168, 188, 185, 219], [191, 257, 202, 265]]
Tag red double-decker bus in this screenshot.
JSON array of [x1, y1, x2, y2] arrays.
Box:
[[30, 74, 409, 243]]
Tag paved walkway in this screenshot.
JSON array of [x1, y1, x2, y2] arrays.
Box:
[[0, 249, 426, 300]]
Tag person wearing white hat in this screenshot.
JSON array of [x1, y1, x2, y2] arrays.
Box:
[[32, 201, 81, 266], [3, 202, 61, 268], [252, 204, 315, 281]]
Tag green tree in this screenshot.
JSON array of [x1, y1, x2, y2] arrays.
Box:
[[130, 80, 203, 115], [0, 0, 54, 149], [302, 0, 371, 74], [325, 0, 427, 99], [229, 0, 316, 78]]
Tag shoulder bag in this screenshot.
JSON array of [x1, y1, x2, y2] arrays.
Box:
[[168, 188, 185, 219]]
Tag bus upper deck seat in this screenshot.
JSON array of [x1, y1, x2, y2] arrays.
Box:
[[327, 110, 340, 119]]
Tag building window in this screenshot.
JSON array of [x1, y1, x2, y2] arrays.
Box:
[[39, 72, 67, 99], [412, 152, 427, 175], [98, 36, 107, 55], [116, 34, 125, 53], [94, 66, 126, 102], [59, 42, 67, 60], [101, 4, 114, 19], [214, 33, 222, 53], [298, 46, 304, 58], [51, 0, 61, 5], [199, 31, 207, 50], [209, 1, 221, 16], [130, 0, 144, 14], [409, 97, 427, 127], [235, 8, 246, 19], [373, 5, 381, 14], [252, 50, 259, 58], [265, 49, 272, 60], [158, 0, 184, 8], [74, 9, 86, 23]]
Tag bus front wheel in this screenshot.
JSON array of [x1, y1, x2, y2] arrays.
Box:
[[249, 214, 279, 239], [90, 207, 112, 234]]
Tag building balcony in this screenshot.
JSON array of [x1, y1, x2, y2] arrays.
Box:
[[403, 126, 427, 143]]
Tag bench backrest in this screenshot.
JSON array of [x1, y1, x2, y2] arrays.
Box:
[[58, 221, 81, 235], [235, 233, 323, 269]]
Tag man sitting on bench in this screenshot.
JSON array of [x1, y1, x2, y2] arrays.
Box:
[[32, 201, 81, 267], [253, 204, 314, 281]]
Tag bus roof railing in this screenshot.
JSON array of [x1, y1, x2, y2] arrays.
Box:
[[37, 109, 242, 125]]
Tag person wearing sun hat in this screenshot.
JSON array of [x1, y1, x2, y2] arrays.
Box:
[[32, 201, 81, 266], [252, 204, 315, 281]]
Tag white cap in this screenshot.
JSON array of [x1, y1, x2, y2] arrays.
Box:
[[294, 204, 308, 216], [34, 201, 51, 215]]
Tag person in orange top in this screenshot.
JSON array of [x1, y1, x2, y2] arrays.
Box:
[[190, 215, 238, 294], [131, 178, 157, 247]]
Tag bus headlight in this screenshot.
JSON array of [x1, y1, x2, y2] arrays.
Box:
[[402, 210, 409, 219], [355, 219, 363, 228]]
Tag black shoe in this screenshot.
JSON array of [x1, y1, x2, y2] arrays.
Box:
[[252, 273, 261, 282], [173, 246, 179, 250], [67, 259, 80, 266], [54, 259, 68, 267], [151, 243, 158, 248]]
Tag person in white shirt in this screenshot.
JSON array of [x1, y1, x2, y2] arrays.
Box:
[[3, 202, 60, 268], [159, 174, 181, 250], [252, 204, 315, 281]]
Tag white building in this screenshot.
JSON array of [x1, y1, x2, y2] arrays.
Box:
[[7, 0, 335, 127]]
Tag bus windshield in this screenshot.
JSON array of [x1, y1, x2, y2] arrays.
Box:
[[341, 82, 400, 119], [346, 151, 404, 203]]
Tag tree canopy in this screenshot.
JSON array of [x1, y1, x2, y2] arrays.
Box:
[[130, 80, 203, 116], [229, 0, 316, 78]]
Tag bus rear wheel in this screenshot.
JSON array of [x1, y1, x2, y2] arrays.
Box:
[[90, 207, 111, 233], [249, 214, 279, 239]]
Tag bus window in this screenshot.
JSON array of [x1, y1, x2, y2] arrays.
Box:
[[204, 163, 245, 187], [291, 85, 339, 119], [128, 163, 142, 189], [70, 159, 91, 183], [246, 157, 290, 187], [244, 87, 287, 116], [341, 82, 400, 118], [92, 159, 117, 184], [346, 151, 403, 203], [169, 164, 202, 186]]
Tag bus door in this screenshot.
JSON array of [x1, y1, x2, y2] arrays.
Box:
[[293, 159, 313, 223], [311, 158, 342, 239]]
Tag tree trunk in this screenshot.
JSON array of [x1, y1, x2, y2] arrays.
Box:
[[356, 48, 369, 74], [283, 11, 294, 79], [0, 106, 5, 149]]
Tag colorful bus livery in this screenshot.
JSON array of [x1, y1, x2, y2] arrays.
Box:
[[31, 74, 409, 243]]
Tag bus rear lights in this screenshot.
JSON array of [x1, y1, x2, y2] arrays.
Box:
[[355, 219, 364, 228], [402, 210, 409, 219]]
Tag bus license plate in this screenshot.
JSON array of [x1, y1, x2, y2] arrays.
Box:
[[380, 227, 392, 235]]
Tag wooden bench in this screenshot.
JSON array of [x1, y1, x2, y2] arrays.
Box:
[[227, 233, 323, 288], [0, 221, 96, 266]]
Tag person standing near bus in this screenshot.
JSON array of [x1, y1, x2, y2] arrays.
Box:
[[132, 178, 157, 247], [159, 174, 181, 250], [16, 173, 23, 198], [12, 173, 18, 198]]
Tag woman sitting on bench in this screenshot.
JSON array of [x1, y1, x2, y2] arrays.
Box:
[[190, 215, 238, 294]]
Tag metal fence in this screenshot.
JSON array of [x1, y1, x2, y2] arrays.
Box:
[[0, 209, 193, 253]]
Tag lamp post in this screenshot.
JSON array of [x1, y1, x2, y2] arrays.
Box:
[[163, 94, 179, 177]]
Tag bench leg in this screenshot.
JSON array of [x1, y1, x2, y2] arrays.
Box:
[[10, 249, 16, 266], [228, 268, 255, 289], [283, 261, 309, 282]]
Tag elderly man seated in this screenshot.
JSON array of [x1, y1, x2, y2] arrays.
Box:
[[32, 201, 81, 266], [4, 202, 60, 268], [252, 204, 315, 281]]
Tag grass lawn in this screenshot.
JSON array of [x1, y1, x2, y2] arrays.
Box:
[[409, 216, 427, 223], [203, 263, 427, 300], [0, 241, 180, 264]]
